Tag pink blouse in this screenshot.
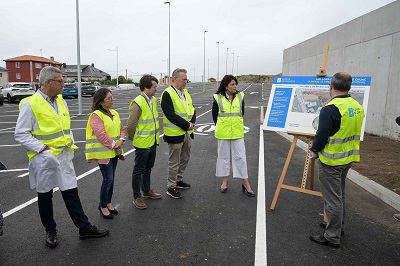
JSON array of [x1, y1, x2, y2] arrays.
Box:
[[87, 112, 126, 164]]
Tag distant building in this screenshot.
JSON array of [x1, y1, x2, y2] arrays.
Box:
[[0, 66, 9, 86], [3, 55, 62, 85], [208, 77, 216, 82], [62, 64, 110, 83]]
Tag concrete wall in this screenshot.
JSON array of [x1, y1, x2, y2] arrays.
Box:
[[282, 1, 400, 140]]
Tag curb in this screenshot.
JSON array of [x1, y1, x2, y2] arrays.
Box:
[[276, 131, 400, 212]]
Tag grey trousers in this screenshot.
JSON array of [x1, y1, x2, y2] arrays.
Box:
[[319, 162, 352, 244], [167, 133, 192, 188]]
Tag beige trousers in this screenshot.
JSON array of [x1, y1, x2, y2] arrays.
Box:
[[167, 133, 192, 188]]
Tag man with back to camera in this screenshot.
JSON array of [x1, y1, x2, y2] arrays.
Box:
[[14, 66, 109, 248], [308, 72, 365, 248], [126, 75, 162, 209], [160, 68, 196, 199]]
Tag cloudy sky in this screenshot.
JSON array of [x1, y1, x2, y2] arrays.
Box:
[[0, 0, 395, 81]]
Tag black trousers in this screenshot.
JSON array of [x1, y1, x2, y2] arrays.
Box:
[[37, 188, 92, 233]]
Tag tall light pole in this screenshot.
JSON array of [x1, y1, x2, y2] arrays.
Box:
[[225, 47, 229, 75], [190, 67, 195, 82], [108, 46, 119, 89], [208, 59, 210, 81], [75, 0, 82, 115], [216, 41, 219, 87], [232, 52, 235, 75], [164, 1, 171, 84], [236, 55, 239, 76], [203, 30, 208, 92], [162, 59, 168, 84]]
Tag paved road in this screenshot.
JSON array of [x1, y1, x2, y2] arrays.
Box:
[[0, 83, 399, 265]]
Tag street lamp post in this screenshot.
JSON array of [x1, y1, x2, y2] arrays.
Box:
[[216, 41, 219, 87], [232, 52, 235, 75], [162, 59, 168, 84], [203, 30, 208, 92], [164, 2, 171, 84], [236, 55, 239, 76], [225, 47, 229, 75], [190, 67, 195, 82], [75, 0, 82, 115], [108, 46, 119, 89]]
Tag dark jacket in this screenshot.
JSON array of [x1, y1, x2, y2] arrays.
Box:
[[161, 87, 196, 144], [310, 94, 351, 152]]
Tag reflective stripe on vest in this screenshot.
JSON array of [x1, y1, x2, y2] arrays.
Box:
[[19, 93, 78, 160], [130, 95, 160, 148], [214, 92, 244, 140], [85, 109, 124, 160], [161, 86, 195, 136], [318, 97, 365, 166]]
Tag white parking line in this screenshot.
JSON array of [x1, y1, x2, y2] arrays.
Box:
[[255, 124, 267, 265]]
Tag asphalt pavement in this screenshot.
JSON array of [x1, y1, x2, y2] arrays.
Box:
[[0, 83, 399, 265]]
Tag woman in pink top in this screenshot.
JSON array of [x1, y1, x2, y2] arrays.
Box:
[[86, 88, 125, 219]]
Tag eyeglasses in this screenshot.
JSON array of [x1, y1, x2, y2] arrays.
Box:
[[105, 96, 114, 101], [49, 79, 64, 84]]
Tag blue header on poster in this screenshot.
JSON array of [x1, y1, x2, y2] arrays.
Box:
[[273, 76, 371, 86]]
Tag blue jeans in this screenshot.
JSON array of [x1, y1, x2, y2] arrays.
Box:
[[37, 188, 92, 233], [132, 145, 157, 199], [98, 156, 118, 208]]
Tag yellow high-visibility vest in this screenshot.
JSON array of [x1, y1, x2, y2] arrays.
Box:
[[318, 97, 365, 166], [161, 86, 194, 136], [85, 109, 124, 160], [214, 92, 244, 140], [130, 95, 160, 148], [19, 94, 78, 160]]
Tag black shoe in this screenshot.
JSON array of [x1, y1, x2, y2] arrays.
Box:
[[98, 206, 113, 219], [220, 187, 228, 193], [320, 221, 344, 236], [79, 225, 110, 240], [176, 181, 191, 189], [242, 184, 255, 197], [45, 229, 59, 248], [107, 207, 118, 215], [166, 188, 182, 199], [309, 234, 340, 248]]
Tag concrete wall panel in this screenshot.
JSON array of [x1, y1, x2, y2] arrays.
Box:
[[282, 1, 400, 139], [361, 1, 400, 42]]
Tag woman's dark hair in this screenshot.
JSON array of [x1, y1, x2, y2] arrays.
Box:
[[216, 75, 238, 94], [92, 87, 113, 118]]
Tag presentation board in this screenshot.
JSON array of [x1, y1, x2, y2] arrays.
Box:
[[262, 76, 371, 138]]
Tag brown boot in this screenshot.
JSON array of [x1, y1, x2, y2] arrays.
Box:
[[133, 197, 147, 209]]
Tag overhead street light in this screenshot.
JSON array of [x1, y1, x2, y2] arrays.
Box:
[[226, 47, 229, 75], [164, 1, 171, 84], [75, 0, 82, 115], [236, 55, 239, 76], [203, 30, 208, 92], [216, 41, 219, 87], [108, 46, 119, 89], [232, 52, 235, 75]]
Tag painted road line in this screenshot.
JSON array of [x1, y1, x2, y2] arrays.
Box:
[[255, 124, 267, 266], [2, 108, 213, 218]]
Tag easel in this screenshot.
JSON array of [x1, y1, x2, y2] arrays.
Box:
[[269, 132, 321, 210], [270, 42, 330, 221]]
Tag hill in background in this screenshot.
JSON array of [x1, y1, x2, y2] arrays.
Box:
[[237, 74, 274, 83]]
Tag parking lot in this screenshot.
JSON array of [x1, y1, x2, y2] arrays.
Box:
[[0, 83, 399, 265]]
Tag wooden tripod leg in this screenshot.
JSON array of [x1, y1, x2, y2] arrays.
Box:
[[270, 136, 298, 210]]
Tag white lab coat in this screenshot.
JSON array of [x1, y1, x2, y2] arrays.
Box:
[[14, 91, 78, 193]]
